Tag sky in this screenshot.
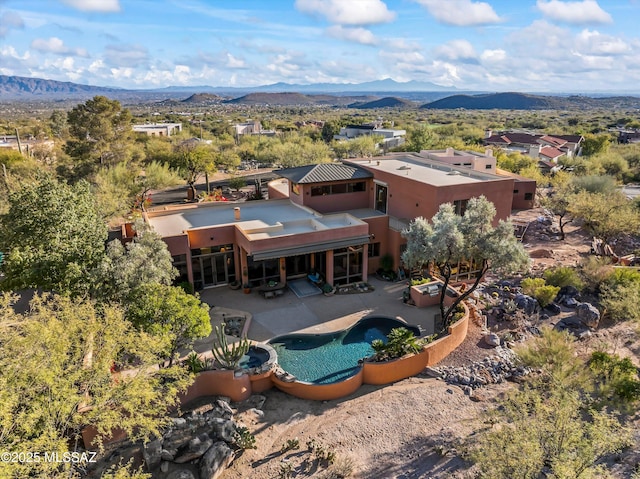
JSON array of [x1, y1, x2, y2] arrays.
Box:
[[1, 0, 639, 92]]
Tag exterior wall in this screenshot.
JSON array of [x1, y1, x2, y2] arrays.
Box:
[[434, 181, 514, 224], [271, 370, 364, 401], [295, 181, 371, 214], [424, 311, 469, 366], [512, 178, 537, 210], [179, 370, 252, 403], [364, 215, 390, 273]]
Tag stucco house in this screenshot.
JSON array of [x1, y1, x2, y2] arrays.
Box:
[[138, 151, 533, 291]]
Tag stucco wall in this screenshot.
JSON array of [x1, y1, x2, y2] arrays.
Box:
[[271, 369, 364, 401]]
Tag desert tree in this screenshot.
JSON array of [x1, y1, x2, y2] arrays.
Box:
[[64, 96, 134, 173], [0, 293, 192, 478], [0, 176, 107, 296], [402, 196, 528, 331], [172, 140, 216, 199], [126, 283, 212, 366]]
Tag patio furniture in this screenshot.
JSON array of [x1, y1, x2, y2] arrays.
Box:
[[307, 271, 323, 286], [257, 281, 286, 299]]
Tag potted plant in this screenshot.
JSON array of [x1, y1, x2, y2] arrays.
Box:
[[228, 280, 241, 290], [242, 283, 252, 294], [322, 283, 335, 296]]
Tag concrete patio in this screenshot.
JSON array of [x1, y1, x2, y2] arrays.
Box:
[[194, 277, 440, 349]]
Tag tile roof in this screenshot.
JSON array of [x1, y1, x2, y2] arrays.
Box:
[[539, 146, 564, 159], [275, 162, 373, 184], [539, 135, 566, 147]]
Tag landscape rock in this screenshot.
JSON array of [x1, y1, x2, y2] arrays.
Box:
[[484, 332, 501, 347], [515, 293, 538, 316], [199, 442, 235, 479], [209, 418, 237, 442], [142, 439, 162, 470], [166, 470, 196, 479], [544, 302, 561, 316], [173, 436, 213, 464], [575, 302, 600, 329]]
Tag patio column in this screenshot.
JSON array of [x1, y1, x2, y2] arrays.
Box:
[[326, 250, 334, 285], [279, 257, 286, 283], [186, 249, 194, 286], [240, 247, 249, 285], [362, 244, 368, 282]]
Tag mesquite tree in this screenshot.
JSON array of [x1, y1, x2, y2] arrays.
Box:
[[402, 196, 529, 332]]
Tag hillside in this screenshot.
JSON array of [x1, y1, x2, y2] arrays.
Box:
[[0, 74, 120, 98], [181, 93, 223, 104], [349, 96, 416, 109], [422, 92, 640, 110], [224, 92, 377, 106]]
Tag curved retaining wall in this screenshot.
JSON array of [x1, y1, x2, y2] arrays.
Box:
[[271, 369, 364, 401]]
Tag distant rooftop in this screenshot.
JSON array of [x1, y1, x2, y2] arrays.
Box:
[[275, 163, 373, 184]]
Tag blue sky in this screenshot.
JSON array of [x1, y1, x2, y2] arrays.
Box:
[[1, 0, 639, 92]]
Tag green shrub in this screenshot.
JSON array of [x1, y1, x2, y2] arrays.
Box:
[[521, 277, 546, 297], [543, 266, 584, 290], [521, 277, 559, 307], [533, 285, 560, 307], [233, 426, 257, 450], [371, 327, 422, 361], [410, 277, 430, 286], [579, 256, 615, 291], [590, 351, 640, 405], [605, 267, 640, 287], [600, 282, 640, 324]]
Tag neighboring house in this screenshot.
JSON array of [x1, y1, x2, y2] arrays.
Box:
[[132, 123, 182, 137], [334, 122, 406, 149], [0, 134, 55, 158], [138, 152, 527, 291], [617, 129, 640, 144], [483, 130, 583, 161], [233, 121, 276, 138]]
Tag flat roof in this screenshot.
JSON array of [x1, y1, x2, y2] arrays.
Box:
[[147, 199, 366, 239], [347, 154, 506, 187]]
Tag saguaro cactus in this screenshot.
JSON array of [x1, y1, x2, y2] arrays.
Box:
[[211, 323, 250, 369]]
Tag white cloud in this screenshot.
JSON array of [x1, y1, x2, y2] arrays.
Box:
[[386, 38, 422, 51], [433, 39, 477, 61], [480, 48, 507, 62], [326, 25, 377, 45], [575, 29, 629, 55], [59, 0, 121, 13], [294, 0, 395, 25], [0, 10, 24, 37], [536, 1, 612, 24], [225, 53, 247, 69], [412, 0, 501, 26], [30, 36, 89, 57]]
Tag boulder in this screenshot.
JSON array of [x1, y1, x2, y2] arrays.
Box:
[[544, 302, 562, 316], [167, 470, 196, 479], [174, 436, 213, 464], [200, 442, 235, 479], [484, 333, 501, 347], [576, 302, 600, 329], [515, 294, 538, 316], [142, 439, 162, 470], [564, 297, 578, 308], [209, 418, 237, 442]]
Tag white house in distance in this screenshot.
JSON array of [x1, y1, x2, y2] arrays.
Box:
[[334, 121, 406, 149], [233, 121, 277, 138], [133, 123, 183, 137]]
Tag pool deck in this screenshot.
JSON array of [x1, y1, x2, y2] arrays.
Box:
[[190, 277, 441, 355]]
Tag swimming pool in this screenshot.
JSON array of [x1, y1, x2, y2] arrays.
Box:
[[268, 317, 421, 384]]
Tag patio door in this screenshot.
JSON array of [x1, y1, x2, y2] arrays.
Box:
[[191, 246, 235, 289], [285, 254, 310, 279]]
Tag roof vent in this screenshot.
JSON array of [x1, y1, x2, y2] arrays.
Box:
[[447, 170, 461, 176]]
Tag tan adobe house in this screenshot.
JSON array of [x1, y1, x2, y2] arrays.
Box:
[[483, 130, 583, 161], [132, 123, 183, 137], [142, 151, 535, 290]]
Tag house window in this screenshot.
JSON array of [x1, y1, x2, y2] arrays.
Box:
[[347, 181, 366, 192], [514, 189, 519, 194], [485, 164, 492, 169], [310, 181, 366, 196], [453, 199, 468, 216], [333, 246, 363, 285], [524, 192, 534, 201], [368, 242, 381, 257]]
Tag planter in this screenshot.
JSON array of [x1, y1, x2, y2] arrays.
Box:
[[243, 288, 251, 294], [228, 281, 241, 290]]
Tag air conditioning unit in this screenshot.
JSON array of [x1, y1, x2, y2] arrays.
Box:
[[422, 283, 439, 296]]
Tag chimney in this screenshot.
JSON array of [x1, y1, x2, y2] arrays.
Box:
[[445, 147, 454, 156], [485, 148, 493, 157], [528, 144, 541, 158], [234, 207, 241, 221], [484, 129, 492, 139]]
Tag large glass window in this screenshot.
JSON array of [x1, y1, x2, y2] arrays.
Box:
[[453, 199, 468, 216], [247, 257, 280, 286], [333, 246, 363, 285], [172, 254, 189, 284], [310, 181, 367, 196]]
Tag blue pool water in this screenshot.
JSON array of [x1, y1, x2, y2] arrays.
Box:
[[238, 345, 270, 370], [268, 317, 421, 384]]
